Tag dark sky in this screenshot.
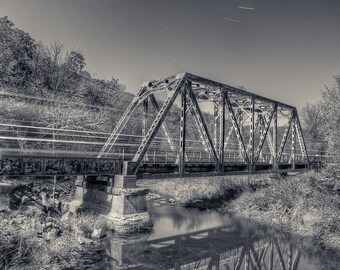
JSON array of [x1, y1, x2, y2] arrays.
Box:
[[1, 0, 340, 109]]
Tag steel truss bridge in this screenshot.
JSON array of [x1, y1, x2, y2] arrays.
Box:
[[0, 73, 332, 177]]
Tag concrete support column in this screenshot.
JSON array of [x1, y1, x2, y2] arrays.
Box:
[[70, 161, 151, 233], [0, 183, 12, 211]]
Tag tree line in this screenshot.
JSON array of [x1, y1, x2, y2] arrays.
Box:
[[301, 76, 340, 161]]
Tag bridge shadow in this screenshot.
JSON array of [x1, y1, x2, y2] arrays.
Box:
[[94, 214, 339, 270]]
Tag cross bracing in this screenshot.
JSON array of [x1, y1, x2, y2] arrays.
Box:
[[0, 73, 330, 177], [98, 73, 310, 175]]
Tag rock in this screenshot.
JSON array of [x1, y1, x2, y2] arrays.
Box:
[[91, 228, 106, 239], [62, 202, 70, 213], [9, 220, 16, 225], [168, 198, 176, 203], [271, 218, 279, 224], [75, 228, 86, 238], [77, 236, 85, 245], [21, 195, 31, 204], [159, 199, 167, 205], [15, 217, 24, 224], [22, 223, 31, 230], [61, 211, 73, 222], [47, 229, 59, 239], [77, 236, 93, 245], [42, 222, 52, 231]]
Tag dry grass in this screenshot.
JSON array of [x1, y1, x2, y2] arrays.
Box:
[[139, 174, 269, 205], [230, 167, 340, 250], [0, 208, 106, 270]]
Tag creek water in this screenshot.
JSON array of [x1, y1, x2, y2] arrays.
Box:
[[92, 204, 339, 270]]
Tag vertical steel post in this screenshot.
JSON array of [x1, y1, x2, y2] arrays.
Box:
[[142, 98, 148, 136], [273, 105, 278, 171], [213, 101, 219, 149], [143, 98, 149, 162], [179, 84, 187, 174], [238, 110, 243, 159], [249, 97, 255, 171], [219, 91, 225, 172], [291, 116, 296, 170]]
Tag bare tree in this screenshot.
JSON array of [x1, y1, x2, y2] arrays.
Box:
[[301, 102, 326, 154], [320, 76, 340, 160]]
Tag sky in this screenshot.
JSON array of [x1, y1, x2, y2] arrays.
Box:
[[1, 0, 340, 109]]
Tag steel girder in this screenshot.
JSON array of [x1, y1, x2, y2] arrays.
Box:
[[187, 86, 219, 166], [98, 73, 309, 175]]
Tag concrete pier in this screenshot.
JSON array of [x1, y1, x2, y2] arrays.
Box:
[[0, 183, 13, 211], [70, 173, 151, 233]]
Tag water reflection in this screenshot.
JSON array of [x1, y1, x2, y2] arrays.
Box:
[[97, 205, 339, 270]]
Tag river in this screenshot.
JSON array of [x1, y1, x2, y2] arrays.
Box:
[[91, 204, 339, 270]]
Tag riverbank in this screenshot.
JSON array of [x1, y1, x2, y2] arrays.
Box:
[[225, 168, 340, 252], [139, 167, 340, 254], [0, 177, 151, 269], [0, 179, 108, 269], [139, 173, 269, 209]]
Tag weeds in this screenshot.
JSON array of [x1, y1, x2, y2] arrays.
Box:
[[231, 168, 340, 250], [140, 174, 268, 206]]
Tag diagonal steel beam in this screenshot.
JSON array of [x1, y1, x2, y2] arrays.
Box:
[[235, 246, 246, 270], [274, 239, 287, 270], [249, 244, 261, 270], [149, 94, 177, 152], [262, 114, 275, 156], [97, 84, 148, 158], [254, 107, 275, 163], [129, 74, 187, 174], [224, 110, 241, 150], [98, 76, 185, 158], [277, 110, 294, 163], [292, 250, 301, 270], [294, 112, 309, 164], [225, 94, 249, 164], [188, 87, 219, 165]]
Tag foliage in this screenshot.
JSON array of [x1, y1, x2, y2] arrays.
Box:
[[0, 16, 36, 88], [301, 102, 326, 154], [301, 75, 340, 160], [0, 16, 126, 103], [320, 76, 340, 160], [140, 174, 267, 206], [232, 171, 340, 250]]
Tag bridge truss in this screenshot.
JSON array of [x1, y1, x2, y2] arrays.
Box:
[[98, 73, 309, 175]]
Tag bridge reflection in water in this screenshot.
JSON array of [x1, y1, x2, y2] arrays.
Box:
[[95, 205, 329, 270]]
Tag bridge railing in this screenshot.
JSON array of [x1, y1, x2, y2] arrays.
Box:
[[0, 156, 122, 176]]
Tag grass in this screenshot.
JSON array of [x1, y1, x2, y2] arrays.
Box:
[[228, 166, 340, 251], [0, 218, 83, 269], [0, 206, 106, 269], [139, 173, 270, 207]]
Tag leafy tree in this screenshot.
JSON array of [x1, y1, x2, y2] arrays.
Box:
[[0, 16, 36, 88]]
